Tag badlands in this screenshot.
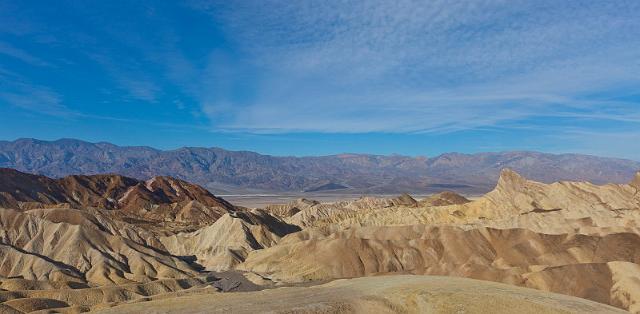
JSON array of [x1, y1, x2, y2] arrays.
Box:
[[0, 167, 639, 313]]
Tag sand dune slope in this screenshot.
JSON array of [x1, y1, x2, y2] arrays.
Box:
[[96, 275, 626, 314]]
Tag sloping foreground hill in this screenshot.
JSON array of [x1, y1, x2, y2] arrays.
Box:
[[1, 138, 639, 193], [96, 275, 625, 314], [239, 225, 640, 311]]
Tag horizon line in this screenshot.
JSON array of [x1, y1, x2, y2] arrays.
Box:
[[2, 137, 638, 162]]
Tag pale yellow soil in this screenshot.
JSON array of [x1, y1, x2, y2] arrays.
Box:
[[95, 275, 626, 314], [2, 169, 640, 313]]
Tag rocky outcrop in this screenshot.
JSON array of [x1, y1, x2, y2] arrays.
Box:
[[418, 191, 470, 206], [0, 168, 236, 229], [469, 168, 640, 217], [264, 198, 319, 218], [389, 193, 418, 207]]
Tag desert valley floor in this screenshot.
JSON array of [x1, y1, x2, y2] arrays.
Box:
[[0, 167, 639, 313]]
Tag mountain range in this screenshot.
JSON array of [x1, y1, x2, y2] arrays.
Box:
[[0, 138, 638, 194]]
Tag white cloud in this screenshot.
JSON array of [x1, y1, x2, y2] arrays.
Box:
[[193, 0, 640, 133], [87, 52, 162, 103], [0, 41, 51, 67], [0, 82, 72, 117]]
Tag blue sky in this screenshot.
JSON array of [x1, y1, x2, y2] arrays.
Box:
[[0, 1, 639, 159]]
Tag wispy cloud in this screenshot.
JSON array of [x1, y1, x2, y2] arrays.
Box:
[[0, 41, 51, 67], [0, 82, 72, 117], [1, 1, 638, 158], [545, 128, 640, 160], [193, 0, 640, 134], [87, 52, 163, 103]]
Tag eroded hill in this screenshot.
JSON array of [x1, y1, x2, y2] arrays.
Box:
[[0, 168, 236, 233], [0, 168, 639, 313]]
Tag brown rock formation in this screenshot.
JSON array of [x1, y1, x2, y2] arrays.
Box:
[[0, 168, 235, 230], [419, 191, 471, 206]]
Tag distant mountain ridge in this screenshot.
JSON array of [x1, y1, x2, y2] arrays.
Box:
[[0, 138, 638, 194]]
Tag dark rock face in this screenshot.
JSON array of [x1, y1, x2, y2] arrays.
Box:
[[419, 191, 470, 207], [0, 167, 235, 227], [1, 138, 639, 194], [304, 182, 349, 192], [390, 193, 419, 207]]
